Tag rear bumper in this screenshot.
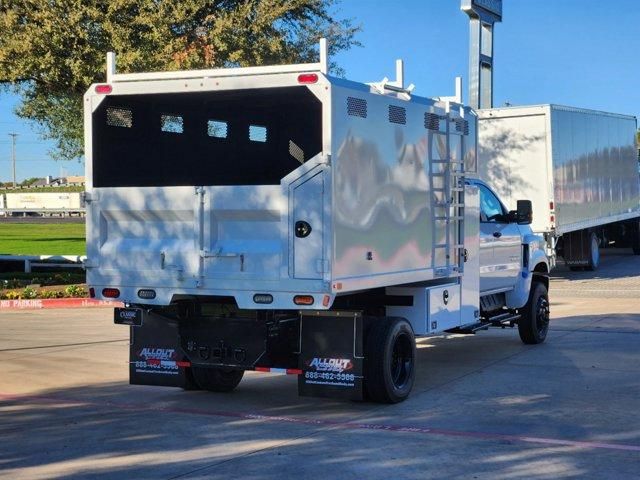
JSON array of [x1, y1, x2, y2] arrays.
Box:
[[90, 284, 334, 310]]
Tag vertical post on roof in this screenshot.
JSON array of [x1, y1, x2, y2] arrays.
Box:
[[319, 38, 328, 74], [395, 59, 404, 89], [106, 52, 116, 83]]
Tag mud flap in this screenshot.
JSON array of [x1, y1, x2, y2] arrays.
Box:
[[128, 310, 196, 389], [298, 312, 364, 401]]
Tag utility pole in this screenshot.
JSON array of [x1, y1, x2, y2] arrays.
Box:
[[8, 133, 18, 188]]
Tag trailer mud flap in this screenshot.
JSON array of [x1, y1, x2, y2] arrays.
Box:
[[298, 312, 364, 401], [128, 310, 195, 389]]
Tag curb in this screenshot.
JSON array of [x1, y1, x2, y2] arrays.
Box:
[[0, 298, 123, 310]]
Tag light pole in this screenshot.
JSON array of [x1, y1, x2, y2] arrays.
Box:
[[461, 0, 503, 109], [8, 133, 18, 187]]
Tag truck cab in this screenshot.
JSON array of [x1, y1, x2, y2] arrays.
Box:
[[469, 178, 550, 334]]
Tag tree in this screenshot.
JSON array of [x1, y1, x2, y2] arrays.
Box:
[[0, 1, 359, 160]]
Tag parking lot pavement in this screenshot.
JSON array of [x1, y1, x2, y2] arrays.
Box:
[[1, 257, 639, 479], [551, 248, 640, 297]]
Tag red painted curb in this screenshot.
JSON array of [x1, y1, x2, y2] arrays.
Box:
[[0, 298, 123, 310]]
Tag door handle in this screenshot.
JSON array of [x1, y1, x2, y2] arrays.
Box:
[[493, 231, 502, 238]]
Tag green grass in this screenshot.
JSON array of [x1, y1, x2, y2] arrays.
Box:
[[0, 223, 86, 256]]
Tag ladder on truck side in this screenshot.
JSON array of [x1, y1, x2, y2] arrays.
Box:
[[430, 114, 466, 277]]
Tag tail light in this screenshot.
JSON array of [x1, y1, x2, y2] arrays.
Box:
[[253, 294, 274, 304], [102, 288, 120, 298], [297, 73, 318, 84], [549, 201, 555, 211], [294, 295, 314, 306], [137, 289, 156, 299], [95, 84, 112, 94]]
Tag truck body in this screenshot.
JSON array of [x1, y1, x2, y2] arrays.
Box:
[[85, 44, 549, 403], [478, 105, 640, 268]]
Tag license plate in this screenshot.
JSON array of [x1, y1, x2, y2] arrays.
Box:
[[114, 307, 143, 326]]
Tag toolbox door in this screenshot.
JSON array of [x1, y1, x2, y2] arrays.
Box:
[[291, 171, 325, 279]]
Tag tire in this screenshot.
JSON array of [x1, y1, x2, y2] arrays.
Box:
[[632, 221, 640, 255], [364, 317, 416, 404], [585, 232, 600, 271], [191, 366, 244, 392], [518, 281, 550, 345]]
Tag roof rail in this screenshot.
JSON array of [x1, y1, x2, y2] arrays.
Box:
[[106, 38, 328, 83]]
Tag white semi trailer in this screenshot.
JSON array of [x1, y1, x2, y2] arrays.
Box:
[[1, 191, 84, 216], [84, 42, 549, 403], [478, 105, 640, 270]]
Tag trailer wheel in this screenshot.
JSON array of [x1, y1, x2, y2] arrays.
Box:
[[191, 367, 244, 392], [365, 317, 416, 403], [585, 232, 600, 271], [518, 281, 550, 345], [632, 221, 640, 255]]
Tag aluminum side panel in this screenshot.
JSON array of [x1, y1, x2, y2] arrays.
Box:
[[330, 85, 461, 290], [549, 106, 640, 234]]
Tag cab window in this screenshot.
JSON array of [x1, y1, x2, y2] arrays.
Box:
[[478, 184, 506, 223]]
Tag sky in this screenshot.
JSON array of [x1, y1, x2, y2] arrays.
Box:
[[1, 0, 639, 183]]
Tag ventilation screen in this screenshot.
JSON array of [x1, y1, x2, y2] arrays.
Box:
[[106, 107, 132, 128], [388, 105, 406, 125], [161, 114, 183, 133], [455, 118, 470, 135], [207, 120, 228, 138], [289, 140, 305, 163], [249, 125, 267, 142], [424, 112, 441, 131], [347, 97, 367, 118]]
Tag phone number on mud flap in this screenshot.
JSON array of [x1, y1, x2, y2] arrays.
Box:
[[134, 361, 177, 370], [305, 371, 355, 382]]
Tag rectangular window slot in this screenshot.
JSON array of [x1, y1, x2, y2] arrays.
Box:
[[347, 97, 367, 118], [207, 120, 228, 138], [161, 114, 183, 133], [389, 105, 406, 125], [106, 107, 132, 128], [249, 125, 267, 142]]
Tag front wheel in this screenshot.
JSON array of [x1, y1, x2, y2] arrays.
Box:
[[365, 317, 416, 403], [518, 281, 550, 345], [191, 366, 244, 392]]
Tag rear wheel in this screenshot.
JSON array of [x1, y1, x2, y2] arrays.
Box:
[[191, 366, 244, 392], [585, 232, 600, 271], [518, 281, 550, 344], [365, 317, 416, 403]]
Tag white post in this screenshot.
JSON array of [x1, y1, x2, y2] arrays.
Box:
[[106, 52, 116, 82], [319, 38, 328, 74], [454, 76, 462, 104], [395, 59, 404, 89]]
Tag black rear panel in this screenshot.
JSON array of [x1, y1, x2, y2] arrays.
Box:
[[93, 87, 322, 187]]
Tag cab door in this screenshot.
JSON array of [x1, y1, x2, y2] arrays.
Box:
[[478, 183, 522, 292]]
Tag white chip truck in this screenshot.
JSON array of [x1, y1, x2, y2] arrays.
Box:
[[84, 41, 549, 403], [478, 105, 640, 270]]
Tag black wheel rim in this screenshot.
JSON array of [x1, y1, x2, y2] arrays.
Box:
[[536, 295, 550, 336], [390, 332, 414, 389]]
